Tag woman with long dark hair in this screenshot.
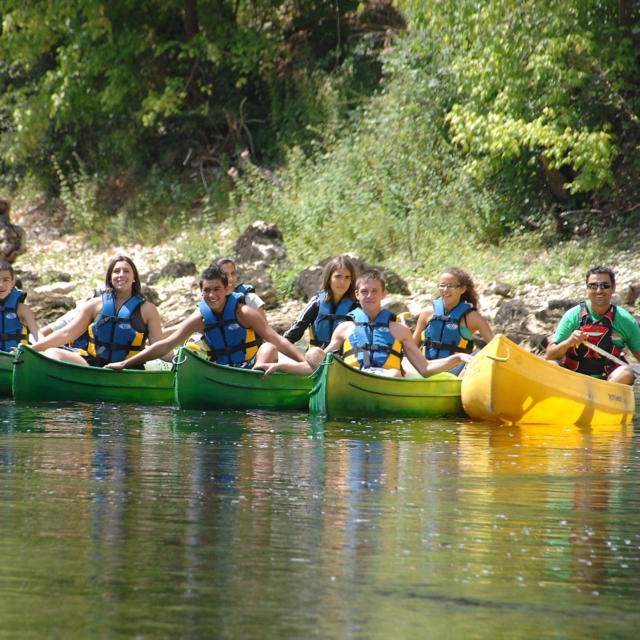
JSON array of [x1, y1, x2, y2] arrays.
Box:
[[284, 255, 359, 349], [33, 255, 163, 368]]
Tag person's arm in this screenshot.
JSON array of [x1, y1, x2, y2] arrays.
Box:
[[303, 322, 352, 372], [237, 305, 305, 363], [412, 308, 432, 346], [17, 303, 43, 343], [283, 296, 319, 344], [545, 307, 582, 360], [41, 308, 79, 337], [465, 310, 494, 343], [32, 299, 100, 351], [545, 330, 587, 361], [395, 323, 471, 377], [254, 360, 313, 378], [105, 311, 203, 369]]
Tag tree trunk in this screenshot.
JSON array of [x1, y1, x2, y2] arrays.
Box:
[[184, 0, 199, 41]]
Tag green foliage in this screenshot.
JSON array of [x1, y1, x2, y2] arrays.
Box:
[[398, 0, 639, 216], [51, 154, 99, 231]]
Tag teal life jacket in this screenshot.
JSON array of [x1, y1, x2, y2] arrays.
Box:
[[422, 298, 474, 359]]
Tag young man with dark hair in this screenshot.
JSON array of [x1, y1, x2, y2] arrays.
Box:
[[545, 266, 640, 384]]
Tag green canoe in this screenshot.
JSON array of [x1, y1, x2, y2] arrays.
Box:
[[174, 346, 312, 411], [12, 344, 175, 406], [0, 349, 14, 397], [309, 353, 463, 419]]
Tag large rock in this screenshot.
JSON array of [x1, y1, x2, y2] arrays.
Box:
[[231, 222, 285, 309], [0, 200, 26, 263], [236, 263, 278, 308], [233, 221, 286, 265], [145, 260, 197, 285], [157, 276, 200, 326], [27, 291, 76, 325]]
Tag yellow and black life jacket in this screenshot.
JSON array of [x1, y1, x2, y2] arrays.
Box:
[[0, 287, 28, 351], [84, 293, 147, 366], [342, 308, 403, 371], [198, 293, 260, 366]]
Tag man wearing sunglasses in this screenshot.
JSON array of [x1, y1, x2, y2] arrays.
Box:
[[545, 266, 640, 384]]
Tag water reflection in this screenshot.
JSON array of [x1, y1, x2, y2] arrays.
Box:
[[1, 401, 640, 638]]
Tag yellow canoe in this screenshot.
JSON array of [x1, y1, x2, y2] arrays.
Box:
[[461, 334, 635, 425]]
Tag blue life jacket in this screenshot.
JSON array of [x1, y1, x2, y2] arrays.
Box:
[[85, 293, 147, 366], [0, 287, 28, 351], [198, 292, 259, 366], [309, 290, 357, 347], [342, 308, 403, 371], [422, 298, 474, 359], [234, 283, 255, 295]]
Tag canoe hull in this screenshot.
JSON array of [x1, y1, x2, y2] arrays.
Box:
[[12, 345, 175, 406], [461, 334, 635, 425], [0, 350, 13, 397], [174, 347, 312, 411], [309, 354, 462, 418]]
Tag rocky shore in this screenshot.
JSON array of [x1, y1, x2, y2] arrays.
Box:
[[8, 207, 640, 360]]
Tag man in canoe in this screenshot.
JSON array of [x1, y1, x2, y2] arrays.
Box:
[[257, 269, 471, 378], [105, 265, 306, 370], [545, 265, 640, 384]]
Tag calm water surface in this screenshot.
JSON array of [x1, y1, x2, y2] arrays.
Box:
[[1, 397, 640, 639]]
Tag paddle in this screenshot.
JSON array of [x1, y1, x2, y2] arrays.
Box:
[[583, 341, 640, 377]]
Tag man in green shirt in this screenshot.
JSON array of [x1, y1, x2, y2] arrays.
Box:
[[545, 266, 640, 384]]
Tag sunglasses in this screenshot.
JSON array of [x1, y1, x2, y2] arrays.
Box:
[[438, 283, 462, 290], [586, 282, 612, 290]]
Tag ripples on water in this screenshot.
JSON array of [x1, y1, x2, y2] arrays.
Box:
[[1, 399, 640, 638]]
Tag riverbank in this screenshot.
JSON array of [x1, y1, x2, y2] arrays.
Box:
[[11, 204, 640, 356]]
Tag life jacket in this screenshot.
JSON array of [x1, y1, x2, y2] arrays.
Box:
[[235, 283, 254, 295], [0, 287, 28, 351], [73, 331, 90, 351], [422, 298, 474, 359], [84, 293, 147, 366], [561, 303, 624, 378], [342, 308, 403, 371], [198, 292, 260, 366], [309, 290, 356, 347]]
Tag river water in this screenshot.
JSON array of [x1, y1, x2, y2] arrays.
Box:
[[1, 399, 640, 639]]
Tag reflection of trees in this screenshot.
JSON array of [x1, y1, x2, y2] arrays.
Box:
[[2, 405, 637, 636]]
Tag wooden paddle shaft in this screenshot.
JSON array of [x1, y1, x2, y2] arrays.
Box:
[[584, 341, 640, 376]]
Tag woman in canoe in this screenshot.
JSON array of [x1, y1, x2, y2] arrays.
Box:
[[284, 255, 359, 349], [412, 266, 493, 375], [32, 255, 163, 368]]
